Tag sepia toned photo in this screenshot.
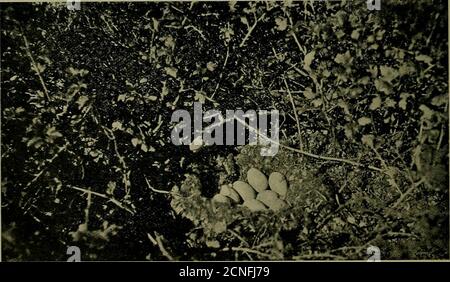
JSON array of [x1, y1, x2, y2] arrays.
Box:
[[1, 0, 448, 262]]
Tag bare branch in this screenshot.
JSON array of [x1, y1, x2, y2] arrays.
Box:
[[22, 34, 50, 101]]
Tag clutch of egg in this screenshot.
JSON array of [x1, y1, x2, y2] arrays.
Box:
[[212, 168, 288, 212]]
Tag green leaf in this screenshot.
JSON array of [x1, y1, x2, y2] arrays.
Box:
[[76, 95, 89, 109], [415, 54, 433, 64], [347, 216, 356, 224], [147, 95, 158, 101], [275, 17, 288, 31], [399, 63, 415, 76], [106, 181, 116, 195], [303, 51, 315, 72], [112, 121, 123, 131], [165, 67, 178, 78], [344, 124, 353, 139], [46, 126, 63, 138], [303, 87, 316, 100], [131, 138, 141, 147], [161, 82, 169, 98], [431, 94, 447, 107], [385, 97, 396, 108], [118, 94, 127, 102], [206, 62, 217, 72], [399, 98, 407, 110], [240, 16, 248, 26], [312, 98, 323, 107], [419, 104, 434, 120], [399, 93, 412, 110], [375, 79, 392, 95], [369, 96, 382, 110], [212, 221, 227, 234], [358, 117, 372, 126], [194, 91, 206, 103], [351, 29, 360, 40], [206, 239, 221, 248], [380, 66, 399, 82], [361, 134, 374, 148], [337, 99, 350, 115], [334, 51, 352, 65]]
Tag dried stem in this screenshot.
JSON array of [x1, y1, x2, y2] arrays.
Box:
[[68, 185, 135, 214], [283, 77, 304, 151], [391, 178, 425, 209], [25, 143, 68, 188], [22, 34, 50, 101], [148, 232, 175, 261], [233, 116, 383, 173], [101, 125, 131, 196], [223, 247, 273, 258], [144, 176, 171, 194], [239, 13, 266, 48]]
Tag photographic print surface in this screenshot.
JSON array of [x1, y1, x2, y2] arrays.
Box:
[[1, 0, 448, 261]]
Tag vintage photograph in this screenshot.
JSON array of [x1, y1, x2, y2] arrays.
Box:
[[1, 0, 448, 261]]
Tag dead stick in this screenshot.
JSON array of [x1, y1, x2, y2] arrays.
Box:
[[68, 185, 135, 214], [283, 77, 304, 151], [22, 34, 50, 101], [234, 117, 383, 173]]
